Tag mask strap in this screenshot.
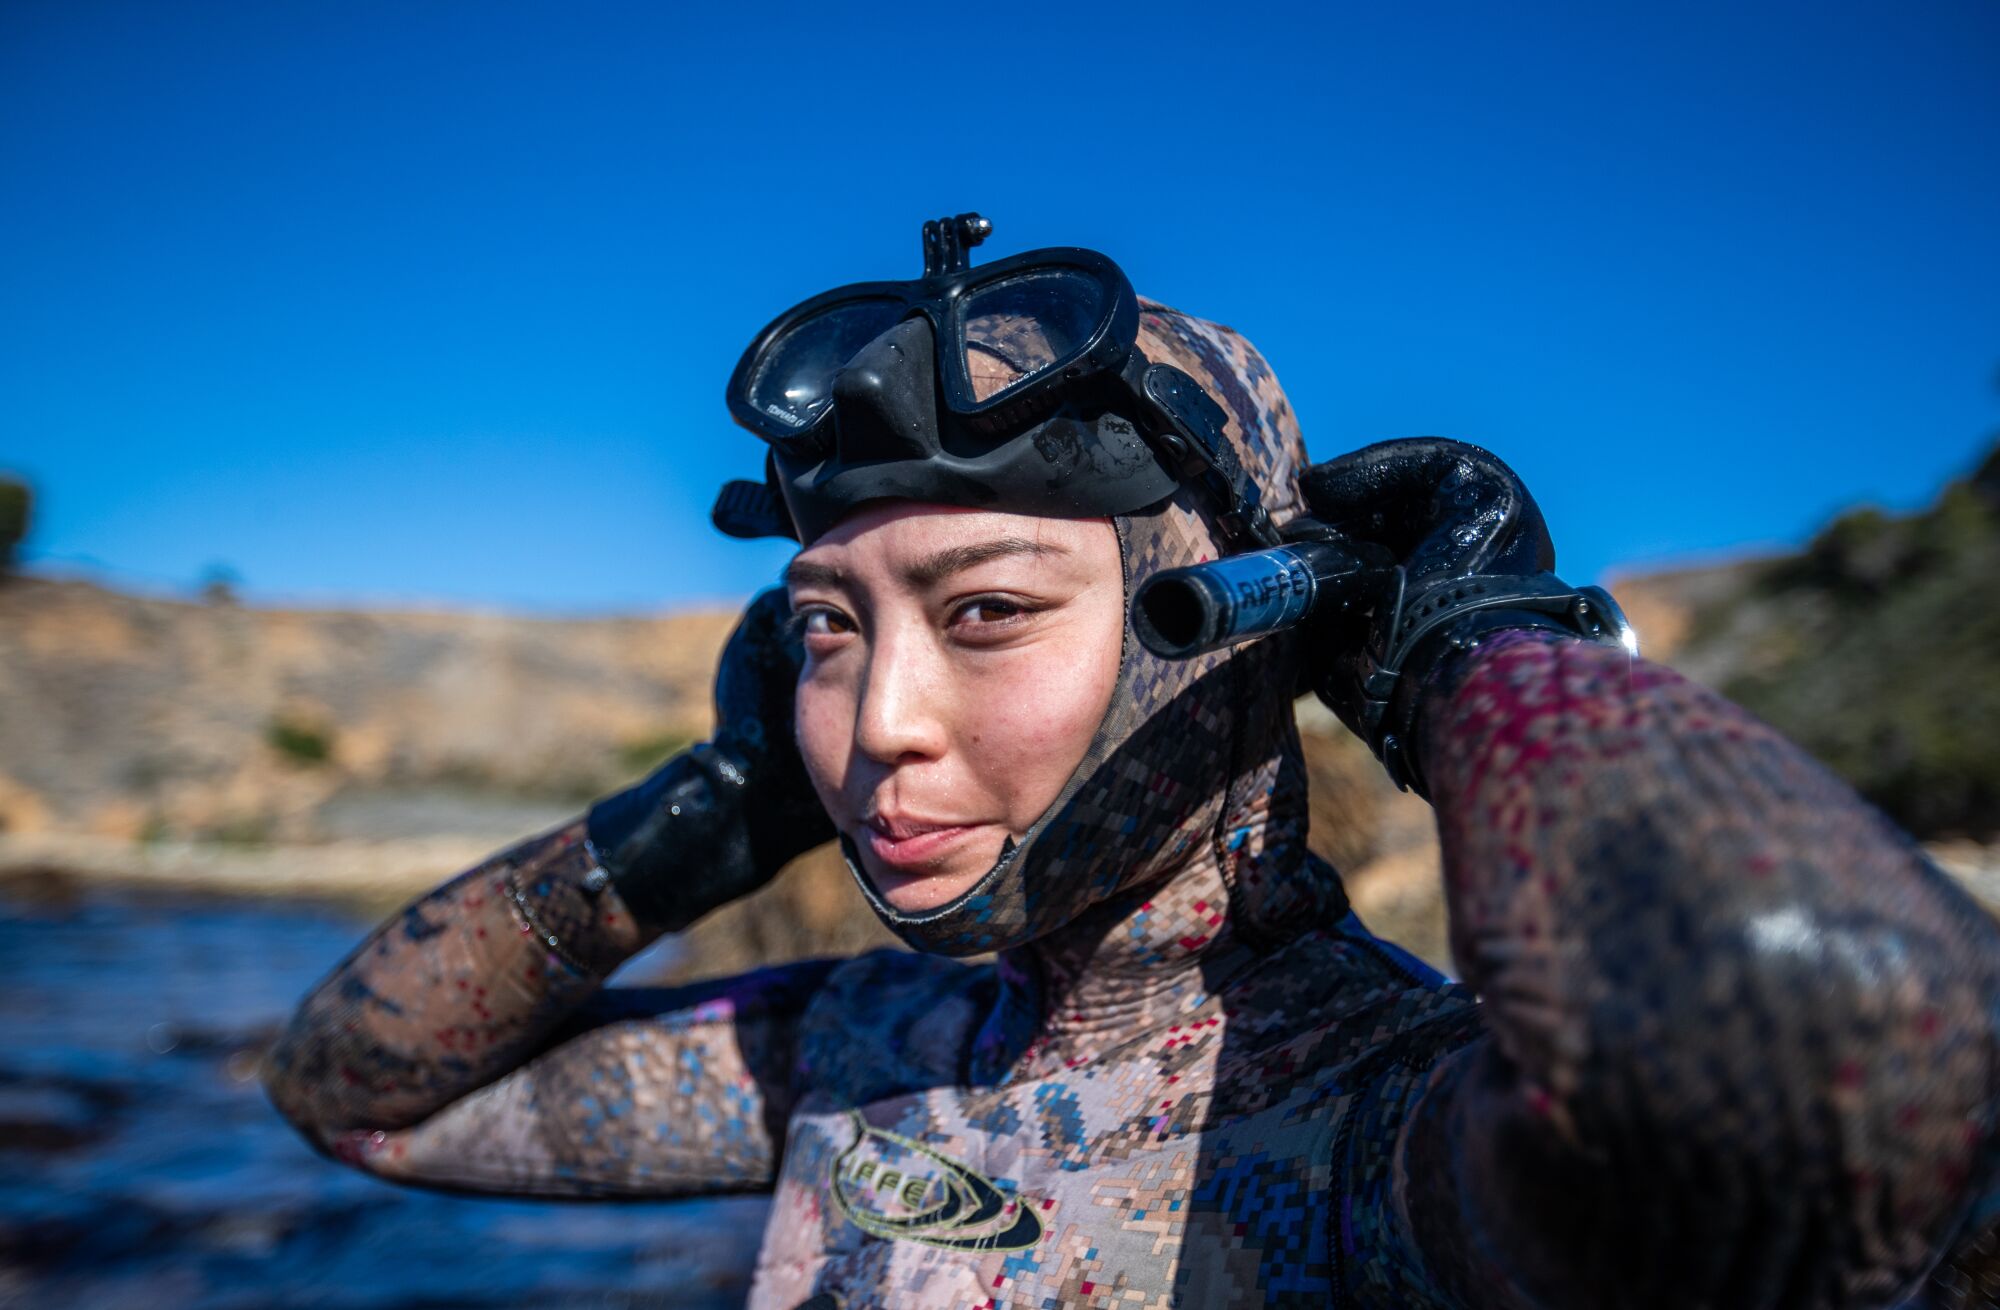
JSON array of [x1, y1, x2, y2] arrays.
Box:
[[1138, 364, 1280, 551]]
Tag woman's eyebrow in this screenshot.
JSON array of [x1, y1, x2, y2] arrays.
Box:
[[906, 537, 1067, 589], [781, 558, 844, 590]]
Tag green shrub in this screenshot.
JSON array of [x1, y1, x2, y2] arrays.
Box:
[[207, 814, 275, 846], [198, 563, 242, 605], [0, 477, 30, 572], [266, 715, 335, 766], [1719, 441, 2000, 839]]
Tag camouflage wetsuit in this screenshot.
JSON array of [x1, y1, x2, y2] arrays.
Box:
[[266, 306, 2000, 1308]]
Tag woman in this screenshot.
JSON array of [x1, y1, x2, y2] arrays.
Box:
[[266, 216, 2000, 1308]]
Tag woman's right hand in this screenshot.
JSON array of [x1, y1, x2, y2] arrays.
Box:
[[584, 588, 834, 933]]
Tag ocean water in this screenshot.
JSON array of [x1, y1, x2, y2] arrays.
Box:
[[0, 884, 768, 1309]]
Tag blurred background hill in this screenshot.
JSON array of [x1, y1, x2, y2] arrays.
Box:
[[0, 575, 732, 843], [4, 440, 1996, 980], [1626, 441, 2000, 841]]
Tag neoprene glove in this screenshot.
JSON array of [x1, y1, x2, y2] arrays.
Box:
[[584, 587, 833, 933], [1289, 438, 1629, 795]]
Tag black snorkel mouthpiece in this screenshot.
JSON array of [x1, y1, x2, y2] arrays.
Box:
[[1132, 540, 1381, 659]]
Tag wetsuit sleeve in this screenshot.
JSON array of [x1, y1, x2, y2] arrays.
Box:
[[262, 818, 833, 1197], [1389, 633, 2000, 1309], [320, 969, 832, 1197]]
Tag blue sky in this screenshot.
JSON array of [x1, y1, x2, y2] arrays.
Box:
[[3, 0, 1996, 612]]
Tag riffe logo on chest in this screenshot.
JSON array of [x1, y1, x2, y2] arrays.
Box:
[[828, 1112, 1044, 1252], [842, 1157, 937, 1211]]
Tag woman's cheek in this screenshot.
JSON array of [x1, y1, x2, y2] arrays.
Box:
[[793, 675, 854, 818], [972, 647, 1115, 816]]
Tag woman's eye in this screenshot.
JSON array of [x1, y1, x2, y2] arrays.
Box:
[[949, 597, 1032, 630], [799, 607, 854, 638]]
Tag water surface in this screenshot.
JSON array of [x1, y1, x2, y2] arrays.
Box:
[[0, 883, 767, 1308]]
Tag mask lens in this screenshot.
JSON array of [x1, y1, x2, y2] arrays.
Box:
[[746, 298, 905, 431], [961, 269, 1106, 402]]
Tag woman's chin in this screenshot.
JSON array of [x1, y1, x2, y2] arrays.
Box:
[[859, 830, 1008, 914]]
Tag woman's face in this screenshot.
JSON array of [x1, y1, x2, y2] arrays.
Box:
[[786, 503, 1125, 913]]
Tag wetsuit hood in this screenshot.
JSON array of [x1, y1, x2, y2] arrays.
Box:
[[844, 300, 1336, 957]]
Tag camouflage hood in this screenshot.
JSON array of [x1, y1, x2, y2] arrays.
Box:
[[846, 301, 1344, 962]]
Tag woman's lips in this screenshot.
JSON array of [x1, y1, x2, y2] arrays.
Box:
[[861, 815, 988, 872]]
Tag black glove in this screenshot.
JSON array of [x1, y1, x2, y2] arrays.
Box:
[[1290, 438, 1633, 796], [584, 588, 833, 933]]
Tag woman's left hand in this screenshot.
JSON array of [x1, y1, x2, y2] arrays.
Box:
[[1288, 438, 1582, 791]]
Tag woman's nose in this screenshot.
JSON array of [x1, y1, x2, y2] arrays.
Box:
[[830, 316, 937, 463], [852, 629, 948, 767]]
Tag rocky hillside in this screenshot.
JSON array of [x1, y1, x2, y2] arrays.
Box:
[[1616, 439, 2000, 842], [0, 577, 735, 842]]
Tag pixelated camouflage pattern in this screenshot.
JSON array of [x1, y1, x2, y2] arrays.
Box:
[[752, 918, 1480, 1307]]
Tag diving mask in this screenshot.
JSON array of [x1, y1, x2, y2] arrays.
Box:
[[711, 214, 1277, 551]]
